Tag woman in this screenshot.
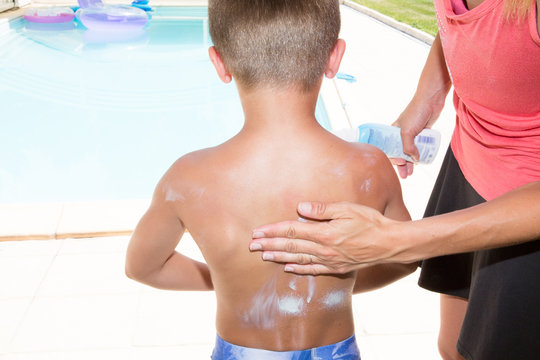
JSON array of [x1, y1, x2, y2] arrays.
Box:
[[249, 0, 540, 359]]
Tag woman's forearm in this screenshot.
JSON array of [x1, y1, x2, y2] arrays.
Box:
[[413, 32, 452, 105], [352, 262, 417, 294], [399, 181, 540, 261]]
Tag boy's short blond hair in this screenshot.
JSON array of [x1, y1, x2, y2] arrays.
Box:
[[209, 0, 341, 91]]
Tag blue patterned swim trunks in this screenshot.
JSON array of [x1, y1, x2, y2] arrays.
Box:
[[211, 334, 361, 360]]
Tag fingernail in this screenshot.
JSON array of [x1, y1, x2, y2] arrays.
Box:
[[412, 155, 419, 162], [262, 253, 274, 261], [249, 243, 262, 251], [298, 202, 312, 214], [252, 231, 265, 238], [284, 265, 294, 272]]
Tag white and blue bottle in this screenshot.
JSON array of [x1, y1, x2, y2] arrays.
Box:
[[334, 123, 441, 164]]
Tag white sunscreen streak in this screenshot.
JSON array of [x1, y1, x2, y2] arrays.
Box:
[[322, 290, 347, 309], [360, 178, 372, 193], [243, 276, 279, 329], [165, 187, 185, 202], [289, 278, 297, 291], [278, 296, 305, 315], [243, 275, 308, 329], [164, 183, 206, 203], [306, 276, 315, 303], [332, 162, 347, 178]]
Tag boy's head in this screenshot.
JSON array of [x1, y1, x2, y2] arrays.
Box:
[[208, 0, 341, 92]]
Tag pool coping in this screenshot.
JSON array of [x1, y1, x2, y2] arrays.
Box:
[[0, 199, 151, 241]]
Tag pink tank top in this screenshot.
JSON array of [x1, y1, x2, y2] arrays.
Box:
[[435, 0, 540, 200]]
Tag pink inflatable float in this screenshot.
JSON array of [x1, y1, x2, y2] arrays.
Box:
[[24, 7, 76, 23]]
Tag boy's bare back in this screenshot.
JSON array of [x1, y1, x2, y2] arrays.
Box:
[[132, 109, 408, 350]]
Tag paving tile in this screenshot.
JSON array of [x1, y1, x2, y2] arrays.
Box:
[[0, 298, 33, 353], [353, 271, 439, 336], [11, 294, 137, 352], [362, 333, 439, 360], [4, 348, 135, 360], [134, 345, 214, 360], [37, 251, 141, 297], [355, 335, 379, 360], [133, 291, 216, 346], [0, 239, 62, 258], [338, 7, 430, 126], [0, 256, 54, 298]]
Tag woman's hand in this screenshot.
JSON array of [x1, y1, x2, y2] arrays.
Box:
[[250, 201, 407, 275], [391, 94, 445, 179]]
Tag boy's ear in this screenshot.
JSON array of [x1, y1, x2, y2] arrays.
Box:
[[324, 39, 346, 79], [208, 46, 232, 84]]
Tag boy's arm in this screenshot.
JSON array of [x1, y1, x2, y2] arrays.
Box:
[[353, 155, 417, 294], [125, 178, 213, 291]]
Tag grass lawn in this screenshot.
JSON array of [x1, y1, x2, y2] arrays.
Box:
[[351, 0, 438, 36]]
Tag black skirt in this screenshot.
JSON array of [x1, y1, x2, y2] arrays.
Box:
[[418, 147, 540, 360]]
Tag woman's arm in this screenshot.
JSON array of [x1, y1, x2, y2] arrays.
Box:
[[125, 180, 213, 291], [352, 263, 417, 294], [392, 32, 452, 178], [250, 181, 540, 275]]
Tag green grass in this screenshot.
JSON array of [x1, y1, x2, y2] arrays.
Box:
[[352, 0, 438, 36]]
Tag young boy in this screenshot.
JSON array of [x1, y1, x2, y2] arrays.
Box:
[[125, 1, 416, 358]]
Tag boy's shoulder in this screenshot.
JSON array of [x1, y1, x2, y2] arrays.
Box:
[[154, 147, 219, 204], [329, 138, 402, 207], [164, 144, 224, 179], [335, 139, 396, 178]]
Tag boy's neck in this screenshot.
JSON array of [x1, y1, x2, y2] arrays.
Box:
[[237, 84, 323, 134]]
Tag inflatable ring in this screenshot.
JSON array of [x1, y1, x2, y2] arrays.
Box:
[[76, 4, 148, 31], [24, 7, 76, 23]]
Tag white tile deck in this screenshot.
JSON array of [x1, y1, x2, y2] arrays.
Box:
[[0, 4, 453, 359]]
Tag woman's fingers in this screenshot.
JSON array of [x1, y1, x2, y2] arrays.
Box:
[[283, 263, 334, 275], [250, 237, 326, 257], [260, 251, 352, 275], [400, 127, 420, 163], [260, 246, 326, 264], [252, 220, 327, 244], [390, 158, 414, 179]]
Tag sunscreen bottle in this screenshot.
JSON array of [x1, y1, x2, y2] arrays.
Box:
[[333, 123, 441, 164]]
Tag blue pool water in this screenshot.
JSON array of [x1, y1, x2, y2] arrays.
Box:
[[0, 7, 331, 204]]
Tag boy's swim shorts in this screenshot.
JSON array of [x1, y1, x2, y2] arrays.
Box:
[[211, 334, 361, 360]]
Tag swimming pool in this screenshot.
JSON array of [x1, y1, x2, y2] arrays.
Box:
[[0, 7, 332, 204]]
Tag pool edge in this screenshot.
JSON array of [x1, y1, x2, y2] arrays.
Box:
[[0, 199, 150, 241]]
